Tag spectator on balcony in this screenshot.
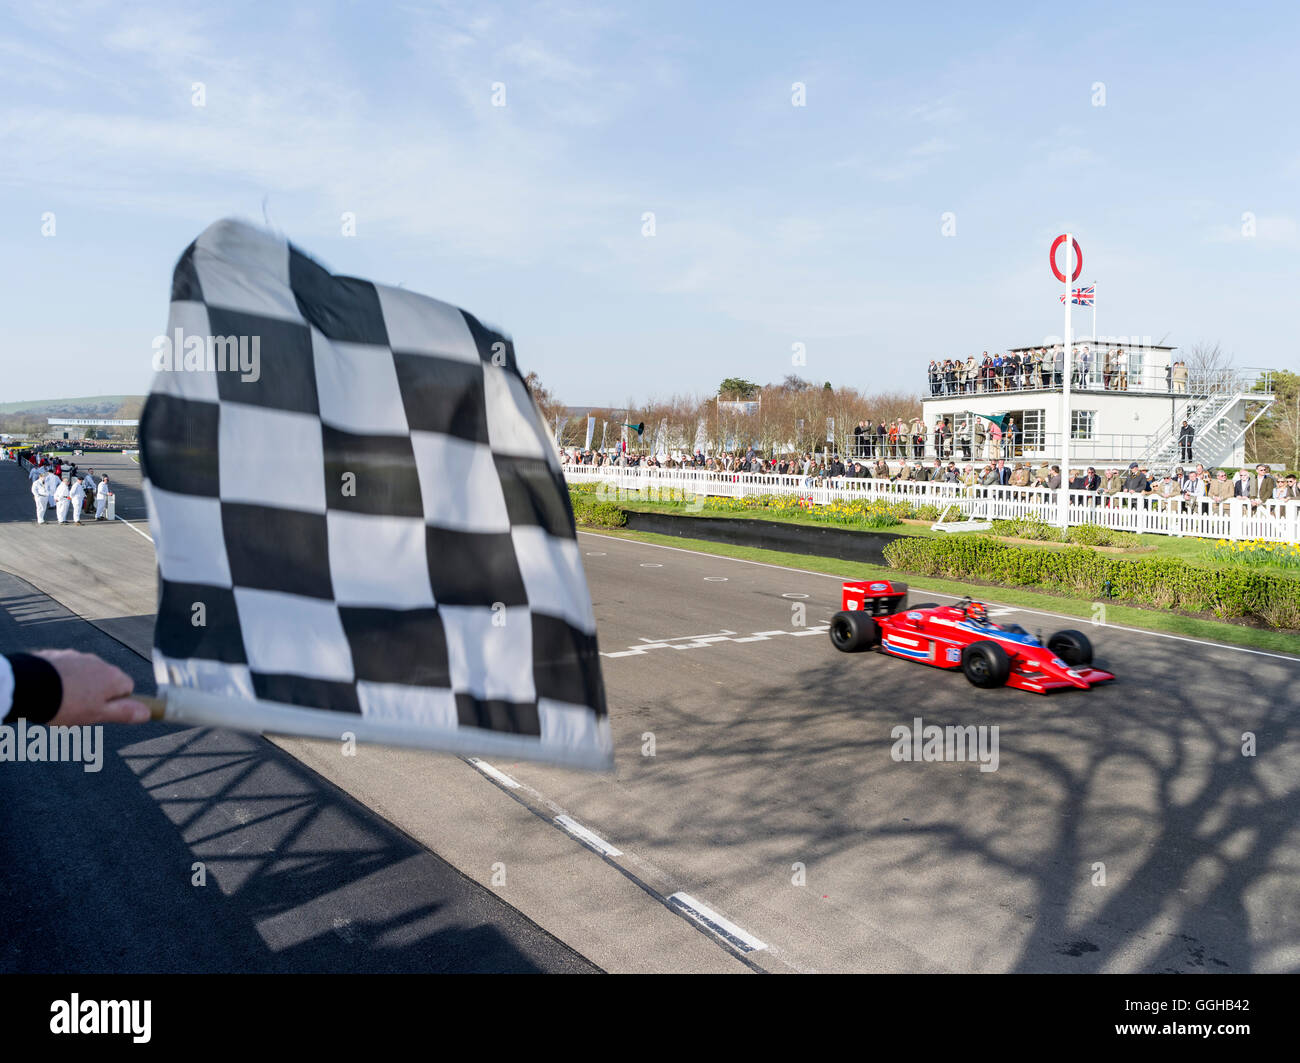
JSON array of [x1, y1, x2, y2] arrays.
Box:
[[984, 428, 1001, 462], [1178, 419, 1194, 462], [933, 418, 949, 459], [1075, 346, 1092, 388], [1068, 468, 1087, 490], [1052, 345, 1064, 386], [1115, 348, 1129, 391], [1046, 465, 1063, 490], [1102, 349, 1114, 390], [1172, 360, 1189, 393], [927, 360, 940, 396], [962, 354, 977, 393], [1009, 463, 1030, 489], [914, 417, 927, 458]]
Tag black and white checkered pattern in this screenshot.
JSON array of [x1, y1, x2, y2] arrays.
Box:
[[141, 219, 610, 769]]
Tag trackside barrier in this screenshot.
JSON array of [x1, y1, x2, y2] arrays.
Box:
[[562, 465, 1300, 544]]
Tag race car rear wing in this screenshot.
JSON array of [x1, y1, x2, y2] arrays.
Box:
[[841, 579, 908, 616]]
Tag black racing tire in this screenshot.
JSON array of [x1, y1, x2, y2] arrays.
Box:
[[961, 640, 1010, 688], [1048, 629, 1093, 666], [829, 610, 879, 653]]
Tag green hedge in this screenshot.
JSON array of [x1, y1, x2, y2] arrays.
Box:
[[569, 489, 627, 528], [883, 535, 1300, 630], [989, 516, 1141, 548]]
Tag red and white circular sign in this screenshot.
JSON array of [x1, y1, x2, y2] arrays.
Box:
[[1049, 234, 1083, 282]]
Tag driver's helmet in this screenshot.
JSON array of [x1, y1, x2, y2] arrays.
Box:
[[966, 601, 988, 623]]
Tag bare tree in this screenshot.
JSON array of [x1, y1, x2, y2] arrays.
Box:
[[1184, 342, 1235, 391]]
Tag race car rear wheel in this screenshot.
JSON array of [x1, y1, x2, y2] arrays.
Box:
[[1048, 629, 1093, 666], [961, 641, 1010, 688], [829, 610, 879, 653]]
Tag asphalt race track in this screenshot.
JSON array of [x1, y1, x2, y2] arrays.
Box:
[[2, 453, 1298, 973]]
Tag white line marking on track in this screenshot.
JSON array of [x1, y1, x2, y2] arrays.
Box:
[[703, 576, 729, 581], [467, 758, 521, 789], [554, 815, 623, 857], [604, 626, 829, 657], [116, 516, 154, 544], [577, 531, 1300, 664], [668, 893, 767, 953], [639, 562, 663, 568], [638, 630, 737, 643]]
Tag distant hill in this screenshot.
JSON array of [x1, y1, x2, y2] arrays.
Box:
[[0, 395, 144, 415]]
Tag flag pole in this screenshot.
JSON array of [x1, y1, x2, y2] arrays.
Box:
[[128, 689, 615, 770], [1092, 280, 1097, 343], [1060, 235, 1073, 529]]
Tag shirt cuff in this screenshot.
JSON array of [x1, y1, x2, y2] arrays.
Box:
[[2, 653, 63, 724]]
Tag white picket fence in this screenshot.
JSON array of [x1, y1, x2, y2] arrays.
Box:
[[562, 464, 1300, 544]]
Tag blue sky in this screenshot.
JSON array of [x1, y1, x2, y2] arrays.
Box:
[[2, 0, 1297, 406]]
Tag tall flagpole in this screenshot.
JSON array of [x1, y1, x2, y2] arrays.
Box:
[[1060, 235, 1073, 529], [1092, 280, 1097, 343]]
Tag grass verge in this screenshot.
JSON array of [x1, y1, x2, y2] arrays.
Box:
[[581, 526, 1300, 657]]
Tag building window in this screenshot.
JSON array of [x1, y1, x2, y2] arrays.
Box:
[[1003, 409, 1045, 449], [1071, 410, 1095, 440]]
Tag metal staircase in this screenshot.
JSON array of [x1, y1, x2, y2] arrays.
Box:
[[1141, 370, 1275, 470]]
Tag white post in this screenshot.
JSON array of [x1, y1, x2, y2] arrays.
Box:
[[1059, 235, 1074, 529], [1091, 280, 1097, 345]]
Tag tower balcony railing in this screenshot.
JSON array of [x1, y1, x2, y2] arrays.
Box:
[[925, 364, 1274, 399]]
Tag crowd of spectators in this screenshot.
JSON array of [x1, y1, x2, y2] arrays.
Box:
[[562, 448, 1295, 513], [839, 416, 1022, 462], [927, 349, 1190, 395]]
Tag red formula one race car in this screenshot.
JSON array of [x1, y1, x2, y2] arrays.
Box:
[[828, 579, 1114, 693]]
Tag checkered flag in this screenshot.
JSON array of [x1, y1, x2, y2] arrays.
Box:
[[140, 219, 611, 771]]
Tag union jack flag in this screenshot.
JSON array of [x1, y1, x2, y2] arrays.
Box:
[[1059, 285, 1095, 306]]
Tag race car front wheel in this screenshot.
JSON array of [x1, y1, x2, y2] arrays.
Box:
[[1047, 629, 1093, 666], [962, 641, 1010, 688], [829, 610, 879, 653]]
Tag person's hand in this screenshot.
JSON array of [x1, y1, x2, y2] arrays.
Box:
[[32, 649, 151, 725]]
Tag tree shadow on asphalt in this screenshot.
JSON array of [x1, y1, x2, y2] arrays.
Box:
[[601, 642, 1300, 973]]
